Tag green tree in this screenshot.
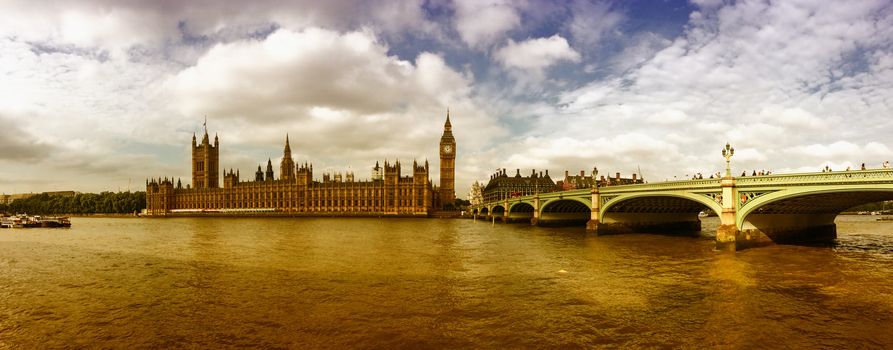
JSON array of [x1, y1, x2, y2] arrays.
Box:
[[3, 191, 147, 215]]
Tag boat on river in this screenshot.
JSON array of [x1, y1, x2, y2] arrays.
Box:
[[37, 216, 71, 227], [0, 215, 70, 228]]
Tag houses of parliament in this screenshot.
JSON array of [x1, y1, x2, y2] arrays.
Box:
[[146, 113, 457, 216]]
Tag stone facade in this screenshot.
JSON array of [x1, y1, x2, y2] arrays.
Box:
[[147, 116, 454, 216], [191, 128, 219, 189], [556, 169, 644, 190], [483, 169, 557, 202]]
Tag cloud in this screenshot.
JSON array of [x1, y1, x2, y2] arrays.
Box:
[[645, 109, 689, 125], [0, 0, 892, 198], [452, 0, 521, 48], [0, 0, 439, 55], [494, 35, 581, 77], [566, 0, 624, 48], [166, 27, 504, 191], [786, 141, 890, 160], [549, 0, 893, 181], [0, 113, 53, 161], [607, 32, 672, 73]]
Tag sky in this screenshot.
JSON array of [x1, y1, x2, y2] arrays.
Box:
[[1, 0, 892, 197]]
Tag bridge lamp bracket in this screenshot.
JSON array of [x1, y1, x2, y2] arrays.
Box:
[[722, 143, 735, 177]]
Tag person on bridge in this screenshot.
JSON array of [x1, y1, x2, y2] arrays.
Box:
[[861, 163, 866, 170], [884, 161, 890, 169]]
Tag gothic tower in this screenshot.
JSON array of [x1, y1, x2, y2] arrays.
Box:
[[191, 121, 219, 188], [265, 159, 274, 181], [439, 109, 456, 206], [280, 134, 295, 181]]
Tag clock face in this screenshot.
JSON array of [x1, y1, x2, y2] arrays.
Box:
[[443, 145, 452, 154]]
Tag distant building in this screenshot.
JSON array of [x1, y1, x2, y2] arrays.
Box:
[[593, 172, 644, 187], [371, 162, 383, 181], [439, 110, 456, 206], [555, 168, 644, 189], [480, 167, 646, 203], [557, 169, 599, 190], [482, 169, 557, 202], [146, 113, 455, 216]]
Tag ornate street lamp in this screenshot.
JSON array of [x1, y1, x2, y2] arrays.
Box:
[[722, 143, 734, 177]]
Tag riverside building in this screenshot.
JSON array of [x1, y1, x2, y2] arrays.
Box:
[[146, 114, 456, 216]]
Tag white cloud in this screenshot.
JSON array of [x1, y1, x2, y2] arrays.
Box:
[[494, 35, 581, 77], [567, 0, 624, 48], [453, 0, 521, 48], [167, 27, 504, 193], [1, 0, 892, 198], [646, 109, 689, 125], [786, 141, 889, 160], [548, 0, 893, 181], [607, 32, 672, 73], [0, 0, 439, 56]]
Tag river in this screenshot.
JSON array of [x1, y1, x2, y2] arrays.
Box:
[[1, 216, 891, 348]]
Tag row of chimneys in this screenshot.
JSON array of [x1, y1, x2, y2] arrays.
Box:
[[491, 168, 551, 179], [489, 168, 637, 181], [563, 170, 637, 181]]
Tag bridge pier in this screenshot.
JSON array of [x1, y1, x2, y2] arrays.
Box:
[[530, 196, 540, 226], [585, 187, 600, 234], [715, 176, 743, 251]]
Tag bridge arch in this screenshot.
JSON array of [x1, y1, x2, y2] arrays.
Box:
[[508, 202, 535, 213], [538, 198, 592, 226], [601, 192, 723, 219], [734, 186, 893, 244], [506, 202, 535, 223], [479, 207, 489, 215], [598, 193, 723, 234], [541, 197, 592, 210], [491, 205, 506, 216]]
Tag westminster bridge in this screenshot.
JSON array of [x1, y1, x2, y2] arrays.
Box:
[[470, 169, 893, 250]]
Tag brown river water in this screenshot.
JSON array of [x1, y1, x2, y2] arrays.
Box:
[[1, 216, 892, 348]]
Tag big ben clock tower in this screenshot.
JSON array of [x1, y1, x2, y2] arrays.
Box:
[[439, 110, 456, 207]]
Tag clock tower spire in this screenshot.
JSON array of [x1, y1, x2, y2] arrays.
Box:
[[439, 109, 456, 207]]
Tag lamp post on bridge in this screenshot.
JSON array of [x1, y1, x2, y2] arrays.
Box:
[[717, 142, 739, 250], [722, 143, 735, 178]]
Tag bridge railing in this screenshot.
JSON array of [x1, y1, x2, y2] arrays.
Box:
[[735, 169, 893, 187], [600, 178, 722, 193]]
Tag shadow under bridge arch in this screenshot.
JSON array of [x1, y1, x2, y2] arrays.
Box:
[[505, 202, 535, 223], [736, 187, 893, 245], [538, 198, 592, 227], [599, 193, 722, 235], [491, 205, 506, 218]]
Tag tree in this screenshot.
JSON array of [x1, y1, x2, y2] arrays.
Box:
[[3, 191, 147, 215]]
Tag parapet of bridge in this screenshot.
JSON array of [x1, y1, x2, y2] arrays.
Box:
[[472, 169, 893, 251]]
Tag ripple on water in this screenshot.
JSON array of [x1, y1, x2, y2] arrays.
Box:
[[0, 216, 892, 347]]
